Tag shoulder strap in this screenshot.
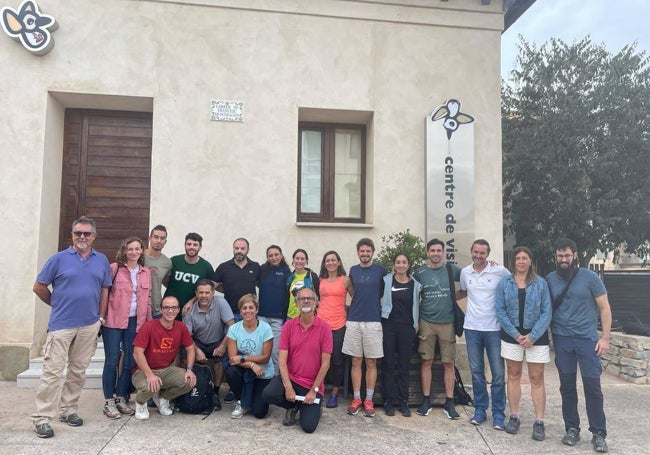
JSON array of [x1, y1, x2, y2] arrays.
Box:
[[111, 263, 121, 285], [552, 268, 579, 310], [446, 263, 457, 305]]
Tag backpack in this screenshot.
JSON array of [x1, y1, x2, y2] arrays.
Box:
[[453, 365, 472, 406], [175, 363, 214, 415]]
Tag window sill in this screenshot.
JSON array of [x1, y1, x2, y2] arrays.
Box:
[[296, 222, 374, 228]]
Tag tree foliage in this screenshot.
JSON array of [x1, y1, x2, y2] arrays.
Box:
[[373, 230, 428, 272], [503, 37, 650, 273]]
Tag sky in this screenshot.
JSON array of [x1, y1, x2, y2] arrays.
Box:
[[501, 0, 650, 81]]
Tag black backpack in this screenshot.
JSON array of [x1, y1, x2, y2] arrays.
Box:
[[453, 365, 472, 406], [176, 363, 214, 415]]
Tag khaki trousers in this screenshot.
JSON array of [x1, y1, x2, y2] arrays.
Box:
[[132, 364, 191, 404], [32, 321, 100, 424]]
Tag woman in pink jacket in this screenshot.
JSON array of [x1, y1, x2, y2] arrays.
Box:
[[100, 237, 152, 419]]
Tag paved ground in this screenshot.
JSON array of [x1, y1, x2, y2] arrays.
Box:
[[0, 357, 644, 455]]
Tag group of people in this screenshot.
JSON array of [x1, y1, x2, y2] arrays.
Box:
[[31, 216, 613, 452]]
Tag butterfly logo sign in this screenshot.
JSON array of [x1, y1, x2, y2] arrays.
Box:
[[2, 0, 58, 55], [431, 99, 475, 140]]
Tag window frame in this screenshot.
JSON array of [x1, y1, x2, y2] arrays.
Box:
[[297, 122, 366, 223]]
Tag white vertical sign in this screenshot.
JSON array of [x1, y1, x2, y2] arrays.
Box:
[[425, 100, 475, 266]]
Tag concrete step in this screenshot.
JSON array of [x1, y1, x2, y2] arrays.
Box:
[[17, 342, 106, 389]]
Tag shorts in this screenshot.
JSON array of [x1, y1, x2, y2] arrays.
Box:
[[501, 340, 550, 363], [342, 321, 383, 358], [418, 320, 455, 362]]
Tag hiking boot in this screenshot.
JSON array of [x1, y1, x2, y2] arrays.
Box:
[[283, 407, 298, 426], [592, 433, 609, 453], [326, 394, 338, 408], [416, 397, 432, 416], [562, 428, 580, 446], [223, 390, 235, 404], [115, 397, 134, 415], [213, 394, 222, 411], [493, 414, 506, 431], [505, 416, 520, 434], [363, 399, 376, 417], [59, 413, 83, 427], [443, 401, 460, 419], [399, 400, 411, 417], [532, 421, 545, 441], [231, 400, 248, 419], [103, 400, 121, 419], [135, 401, 149, 420], [152, 393, 173, 416], [34, 422, 54, 438], [383, 401, 395, 416], [347, 398, 362, 415], [470, 409, 487, 425]]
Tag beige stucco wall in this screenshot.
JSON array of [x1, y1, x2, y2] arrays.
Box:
[[0, 0, 505, 368]]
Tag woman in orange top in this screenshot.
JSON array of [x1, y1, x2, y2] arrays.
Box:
[[318, 251, 353, 408]]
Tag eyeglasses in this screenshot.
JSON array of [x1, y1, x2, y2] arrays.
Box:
[[556, 254, 574, 260], [73, 231, 94, 237], [161, 306, 180, 312], [296, 297, 315, 303]]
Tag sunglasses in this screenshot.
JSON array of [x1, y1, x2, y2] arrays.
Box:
[[73, 231, 94, 237]]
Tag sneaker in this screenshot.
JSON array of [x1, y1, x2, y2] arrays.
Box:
[[59, 413, 83, 427], [231, 400, 249, 419], [103, 400, 121, 419], [532, 421, 545, 441], [283, 407, 298, 426], [383, 401, 395, 416], [592, 433, 609, 453], [213, 394, 222, 411], [562, 428, 580, 446], [470, 410, 487, 425], [135, 401, 149, 420], [115, 398, 134, 415], [505, 416, 521, 434], [416, 398, 432, 416], [443, 401, 460, 420], [152, 393, 173, 416], [224, 390, 235, 404], [399, 400, 411, 417], [326, 394, 338, 408], [34, 422, 54, 438], [493, 414, 506, 431], [363, 399, 376, 417], [347, 398, 362, 415]]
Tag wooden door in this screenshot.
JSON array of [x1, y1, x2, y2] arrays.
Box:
[[59, 109, 152, 258]]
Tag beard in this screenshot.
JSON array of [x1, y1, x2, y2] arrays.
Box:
[[556, 262, 577, 280]]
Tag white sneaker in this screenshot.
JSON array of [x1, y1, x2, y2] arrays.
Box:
[[152, 393, 173, 416], [231, 400, 248, 419], [135, 402, 149, 420]]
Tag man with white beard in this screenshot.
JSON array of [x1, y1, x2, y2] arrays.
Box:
[[262, 287, 332, 433], [31, 216, 112, 438]]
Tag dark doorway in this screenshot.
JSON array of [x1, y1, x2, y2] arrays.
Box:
[[59, 109, 152, 257]]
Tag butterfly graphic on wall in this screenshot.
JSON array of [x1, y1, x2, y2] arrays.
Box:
[[1, 0, 58, 55], [431, 99, 475, 140]]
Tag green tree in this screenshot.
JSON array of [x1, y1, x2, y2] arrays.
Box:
[[373, 230, 428, 272], [503, 37, 650, 273]]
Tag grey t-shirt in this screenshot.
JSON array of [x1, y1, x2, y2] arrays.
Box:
[[183, 296, 234, 344], [144, 253, 172, 317]]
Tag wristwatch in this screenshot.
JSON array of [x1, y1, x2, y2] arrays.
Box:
[[313, 386, 319, 393], [186, 365, 194, 371]]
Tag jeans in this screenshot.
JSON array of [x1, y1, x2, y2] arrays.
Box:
[[225, 365, 271, 418], [258, 316, 284, 374], [465, 329, 505, 417], [101, 317, 137, 399], [553, 334, 607, 436]]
